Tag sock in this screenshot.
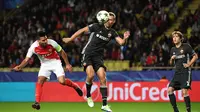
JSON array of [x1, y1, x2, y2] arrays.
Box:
[[169, 93, 179, 112], [65, 78, 78, 89], [86, 82, 92, 98], [35, 83, 43, 103], [100, 86, 108, 106], [184, 96, 191, 112]]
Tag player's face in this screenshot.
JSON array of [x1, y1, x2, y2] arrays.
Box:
[[172, 34, 181, 44], [39, 36, 48, 48], [106, 15, 116, 27]]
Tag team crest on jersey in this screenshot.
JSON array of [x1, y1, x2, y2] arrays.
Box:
[[108, 32, 112, 38], [180, 49, 184, 54], [48, 48, 52, 52]]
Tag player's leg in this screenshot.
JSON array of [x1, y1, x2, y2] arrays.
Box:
[[54, 61, 83, 96], [168, 77, 180, 112], [181, 71, 192, 112], [182, 89, 191, 112], [168, 87, 179, 112], [82, 54, 95, 107], [32, 64, 54, 110], [85, 65, 95, 107], [93, 55, 111, 111], [32, 76, 48, 110], [57, 75, 83, 96], [96, 67, 111, 112]]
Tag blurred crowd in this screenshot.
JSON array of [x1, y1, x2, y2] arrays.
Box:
[[1, 0, 199, 68]]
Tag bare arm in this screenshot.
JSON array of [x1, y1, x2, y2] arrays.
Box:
[[183, 53, 198, 68], [115, 31, 130, 46], [13, 57, 30, 71], [60, 49, 70, 65], [63, 26, 89, 43], [188, 53, 198, 66], [60, 49, 72, 72]]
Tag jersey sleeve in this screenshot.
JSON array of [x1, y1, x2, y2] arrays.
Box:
[[26, 45, 34, 58], [112, 30, 119, 39], [186, 43, 195, 56], [88, 23, 99, 33], [48, 39, 62, 52]]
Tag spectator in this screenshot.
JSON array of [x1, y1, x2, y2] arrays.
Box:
[[140, 52, 147, 66], [159, 76, 168, 82], [146, 51, 157, 66], [0, 0, 195, 68]]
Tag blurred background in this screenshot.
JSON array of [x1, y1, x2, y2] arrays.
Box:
[[0, 0, 200, 112]]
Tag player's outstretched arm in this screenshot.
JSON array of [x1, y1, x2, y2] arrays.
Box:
[[60, 49, 72, 72], [62, 26, 89, 43], [115, 31, 130, 46], [13, 57, 30, 71]]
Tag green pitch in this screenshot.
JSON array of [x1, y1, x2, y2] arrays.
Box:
[[0, 102, 199, 112]]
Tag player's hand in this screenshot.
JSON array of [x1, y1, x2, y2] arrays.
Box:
[[123, 31, 130, 39], [12, 66, 22, 71], [66, 64, 72, 73], [62, 38, 72, 43], [170, 55, 176, 60], [183, 63, 190, 68]]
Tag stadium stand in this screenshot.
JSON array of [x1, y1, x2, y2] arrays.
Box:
[[0, 0, 199, 71]]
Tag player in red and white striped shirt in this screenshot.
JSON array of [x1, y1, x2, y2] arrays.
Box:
[[13, 31, 83, 110]]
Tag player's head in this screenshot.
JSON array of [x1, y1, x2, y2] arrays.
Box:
[[171, 31, 183, 44], [37, 31, 48, 48], [104, 12, 116, 28]]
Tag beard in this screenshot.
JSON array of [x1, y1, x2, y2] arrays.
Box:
[[40, 43, 47, 48]]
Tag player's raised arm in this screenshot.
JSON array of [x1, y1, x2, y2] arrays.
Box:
[[115, 31, 130, 46], [62, 26, 89, 43]]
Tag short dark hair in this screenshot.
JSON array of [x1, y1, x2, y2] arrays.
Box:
[[37, 31, 46, 38]]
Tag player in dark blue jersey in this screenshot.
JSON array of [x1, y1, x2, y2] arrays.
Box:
[[168, 31, 198, 112], [63, 11, 130, 112]]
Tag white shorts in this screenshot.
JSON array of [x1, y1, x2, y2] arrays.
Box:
[[38, 60, 65, 79]]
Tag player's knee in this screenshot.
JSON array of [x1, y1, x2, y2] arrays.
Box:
[[59, 81, 65, 85], [167, 88, 174, 95], [59, 80, 66, 85], [87, 73, 94, 79], [37, 77, 46, 84], [182, 89, 189, 96], [37, 80, 43, 84], [99, 77, 106, 85]]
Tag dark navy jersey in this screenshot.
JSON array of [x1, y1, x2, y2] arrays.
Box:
[[81, 23, 119, 56], [170, 43, 195, 71]]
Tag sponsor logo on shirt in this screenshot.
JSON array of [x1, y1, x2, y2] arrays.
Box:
[[175, 54, 185, 59], [180, 49, 184, 54], [108, 32, 112, 38], [96, 34, 109, 41]]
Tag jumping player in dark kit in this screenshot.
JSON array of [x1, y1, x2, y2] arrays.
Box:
[[62, 11, 130, 112], [168, 31, 198, 112]]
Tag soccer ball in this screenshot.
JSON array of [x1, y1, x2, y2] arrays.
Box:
[[96, 10, 109, 23]]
